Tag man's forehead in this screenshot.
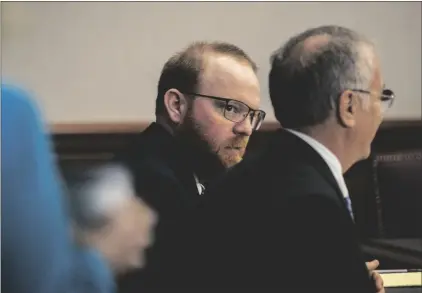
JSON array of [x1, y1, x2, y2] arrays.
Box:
[[198, 53, 261, 108], [201, 53, 253, 78], [370, 59, 384, 91]]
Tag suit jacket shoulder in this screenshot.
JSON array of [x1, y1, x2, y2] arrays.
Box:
[[199, 129, 374, 291], [116, 123, 200, 212]]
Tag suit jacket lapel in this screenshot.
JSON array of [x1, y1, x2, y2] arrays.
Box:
[[168, 152, 202, 204]]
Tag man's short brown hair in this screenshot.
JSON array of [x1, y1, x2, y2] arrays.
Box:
[[155, 41, 257, 116]]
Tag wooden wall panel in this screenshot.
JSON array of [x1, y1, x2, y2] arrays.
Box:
[[53, 120, 422, 240]]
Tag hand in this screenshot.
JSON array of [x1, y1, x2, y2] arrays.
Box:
[[366, 260, 385, 293], [88, 197, 157, 274]]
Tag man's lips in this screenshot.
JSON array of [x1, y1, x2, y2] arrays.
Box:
[[225, 146, 245, 152]]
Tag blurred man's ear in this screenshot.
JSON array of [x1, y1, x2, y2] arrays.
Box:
[[163, 89, 189, 124], [338, 90, 357, 128]]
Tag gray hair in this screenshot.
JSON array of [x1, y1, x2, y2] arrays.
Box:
[[269, 25, 376, 129], [65, 163, 134, 232]]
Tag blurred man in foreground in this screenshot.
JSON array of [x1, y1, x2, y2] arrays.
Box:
[[199, 26, 392, 292], [1, 84, 156, 293], [118, 41, 265, 290], [65, 164, 157, 275], [1, 84, 114, 293]]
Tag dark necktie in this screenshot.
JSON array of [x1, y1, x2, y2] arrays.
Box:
[[344, 196, 354, 220]]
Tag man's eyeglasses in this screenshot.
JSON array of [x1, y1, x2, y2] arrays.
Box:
[[183, 92, 266, 131], [350, 88, 395, 113]]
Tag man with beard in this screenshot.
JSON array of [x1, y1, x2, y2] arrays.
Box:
[[117, 41, 265, 291]]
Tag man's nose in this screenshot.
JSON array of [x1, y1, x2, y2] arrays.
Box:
[[233, 116, 253, 136]]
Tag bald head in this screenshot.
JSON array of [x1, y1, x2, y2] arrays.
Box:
[[302, 34, 331, 51], [295, 34, 331, 66], [269, 25, 377, 129]]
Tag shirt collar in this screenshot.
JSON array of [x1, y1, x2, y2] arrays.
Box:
[[285, 128, 348, 199], [194, 174, 205, 195]]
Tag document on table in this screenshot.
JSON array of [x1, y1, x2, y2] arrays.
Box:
[[377, 270, 422, 287]]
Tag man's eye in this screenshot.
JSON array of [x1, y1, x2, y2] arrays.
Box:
[[226, 105, 235, 112], [226, 104, 241, 113]]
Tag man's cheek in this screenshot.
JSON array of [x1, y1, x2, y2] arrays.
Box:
[[200, 130, 220, 152]]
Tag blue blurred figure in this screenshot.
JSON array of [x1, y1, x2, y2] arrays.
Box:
[[1, 84, 115, 293]]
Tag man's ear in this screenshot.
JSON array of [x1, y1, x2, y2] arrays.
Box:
[[338, 90, 357, 128], [163, 89, 189, 124]]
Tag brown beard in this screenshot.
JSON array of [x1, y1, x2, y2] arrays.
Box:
[[177, 112, 215, 156], [175, 111, 247, 179]]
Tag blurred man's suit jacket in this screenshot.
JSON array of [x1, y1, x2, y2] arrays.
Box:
[[117, 122, 202, 291], [197, 129, 376, 292], [1, 85, 114, 293]]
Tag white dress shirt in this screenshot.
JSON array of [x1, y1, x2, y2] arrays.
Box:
[[194, 174, 205, 195]]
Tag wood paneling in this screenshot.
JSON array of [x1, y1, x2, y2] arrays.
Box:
[[53, 120, 422, 268], [53, 120, 422, 240]]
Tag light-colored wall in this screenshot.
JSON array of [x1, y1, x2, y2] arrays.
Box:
[[2, 2, 421, 123]]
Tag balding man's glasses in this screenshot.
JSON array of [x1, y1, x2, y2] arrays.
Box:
[[350, 88, 395, 113], [183, 93, 266, 131]]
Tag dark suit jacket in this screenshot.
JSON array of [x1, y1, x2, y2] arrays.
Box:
[[197, 129, 376, 292], [1, 84, 114, 293], [117, 123, 203, 291]]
